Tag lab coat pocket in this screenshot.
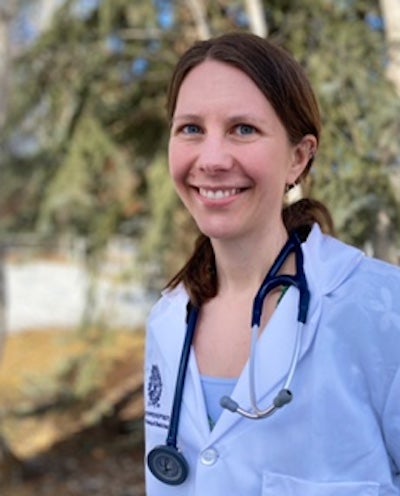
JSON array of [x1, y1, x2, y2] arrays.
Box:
[[262, 471, 379, 496]]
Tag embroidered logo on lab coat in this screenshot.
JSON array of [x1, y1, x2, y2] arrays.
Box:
[[148, 364, 163, 408]]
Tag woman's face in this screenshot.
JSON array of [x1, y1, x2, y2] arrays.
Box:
[[169, 60, 314, 243]]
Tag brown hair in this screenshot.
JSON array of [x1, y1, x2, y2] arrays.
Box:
[[166, 32, 334, 306]]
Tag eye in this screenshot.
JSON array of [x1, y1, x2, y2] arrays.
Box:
[[181, 124, 202, 135], [234, 124, 257, 136]]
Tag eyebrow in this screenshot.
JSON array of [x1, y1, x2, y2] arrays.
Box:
[[171, 113, 267, 125], [171, 113, 201, 124], [226, 114, 267, 126]]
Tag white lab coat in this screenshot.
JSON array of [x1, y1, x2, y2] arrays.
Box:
[[144, 225, 400, 495]]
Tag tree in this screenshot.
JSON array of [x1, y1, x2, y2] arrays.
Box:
[[1, 1, 160, 241]]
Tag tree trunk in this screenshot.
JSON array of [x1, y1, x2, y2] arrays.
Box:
[[0, 245, 5, 362], [245, 0, 268, 38], [0, 4, 12, 128], [37, 0, 59, 32], [380, 0, 400, 95]]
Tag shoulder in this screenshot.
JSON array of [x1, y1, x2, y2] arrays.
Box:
[[332, 248, 400, 302], [304, 224, 400, 295], [317, 236, 400, 370], [357, 254, 400, 285], [310, 232, 400, 406], [147, 284, 189, 331], [145, 285, 190, 376], [317, 229, 400, 318], [335, 255, 400, 340], [305, 225, 400, 352], [341, 256, 400, 341]]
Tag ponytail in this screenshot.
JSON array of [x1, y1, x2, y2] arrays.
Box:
[[166, 233, 217, 307], [282, 198, 335, 238]]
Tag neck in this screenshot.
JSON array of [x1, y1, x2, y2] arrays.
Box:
[[211, 224, 290, 296]]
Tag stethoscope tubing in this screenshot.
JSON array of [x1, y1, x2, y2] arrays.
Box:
[[248, 320, 303, 417], [166, 304, 199, 447], [252, 232, 309, 326]]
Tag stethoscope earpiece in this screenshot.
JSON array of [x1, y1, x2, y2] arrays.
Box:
[[273, 388, 292, 407], [220, 395, 239, 412]]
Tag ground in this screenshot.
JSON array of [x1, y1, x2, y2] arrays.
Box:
[[0, 328, 146, 495], [1, 421, 145, 496]]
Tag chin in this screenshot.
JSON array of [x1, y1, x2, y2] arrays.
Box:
[[195, 215, 251, 240], [197, 226, 239, 241]]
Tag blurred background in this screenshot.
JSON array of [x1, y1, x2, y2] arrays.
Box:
[[0, 0, 399, 494]]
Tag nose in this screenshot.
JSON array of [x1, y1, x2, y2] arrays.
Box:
[[197, 134, 233, 174]]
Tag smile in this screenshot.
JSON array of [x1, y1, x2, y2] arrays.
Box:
[[198, 187, 242, 200]]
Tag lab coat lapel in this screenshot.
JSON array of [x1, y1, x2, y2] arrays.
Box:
[[148, 287, 188, 379], [184, 352, 214, 440], [149, 287, 211, 442]]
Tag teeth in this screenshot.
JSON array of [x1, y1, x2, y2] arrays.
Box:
[[199, 188, 239, 200]]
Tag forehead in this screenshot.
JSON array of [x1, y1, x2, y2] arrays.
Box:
[[174, 60, 270, 115]]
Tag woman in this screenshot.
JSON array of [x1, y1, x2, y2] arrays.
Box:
[[144, 32, 400, 495]]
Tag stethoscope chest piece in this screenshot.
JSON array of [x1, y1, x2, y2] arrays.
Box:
[[147, 445, 189, 485]]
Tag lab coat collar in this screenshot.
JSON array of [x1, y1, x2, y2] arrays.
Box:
[[302, 224, 364, 297]]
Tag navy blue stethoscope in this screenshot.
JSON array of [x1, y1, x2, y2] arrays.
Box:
[[147, 230, 310, 485]]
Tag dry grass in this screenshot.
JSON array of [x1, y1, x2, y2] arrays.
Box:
[[0, 327, 145, 458]]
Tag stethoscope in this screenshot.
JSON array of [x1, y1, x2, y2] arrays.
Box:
[[147, 231, 310, 485]]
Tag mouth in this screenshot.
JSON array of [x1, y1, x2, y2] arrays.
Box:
[[198, 187, 245, 200]]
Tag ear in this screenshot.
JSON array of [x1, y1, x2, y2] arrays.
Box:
[[286, 134, 317, 185]]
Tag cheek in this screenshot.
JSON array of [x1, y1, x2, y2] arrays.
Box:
[[168, 144, 188, 195]]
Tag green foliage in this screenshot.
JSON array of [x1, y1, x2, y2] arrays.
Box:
[[141, 153, 198, 281], [142, 154, 178, 254], [1, 0, 169, 246], [265, 0, 400, 250], [38, 114, 136, 248]]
